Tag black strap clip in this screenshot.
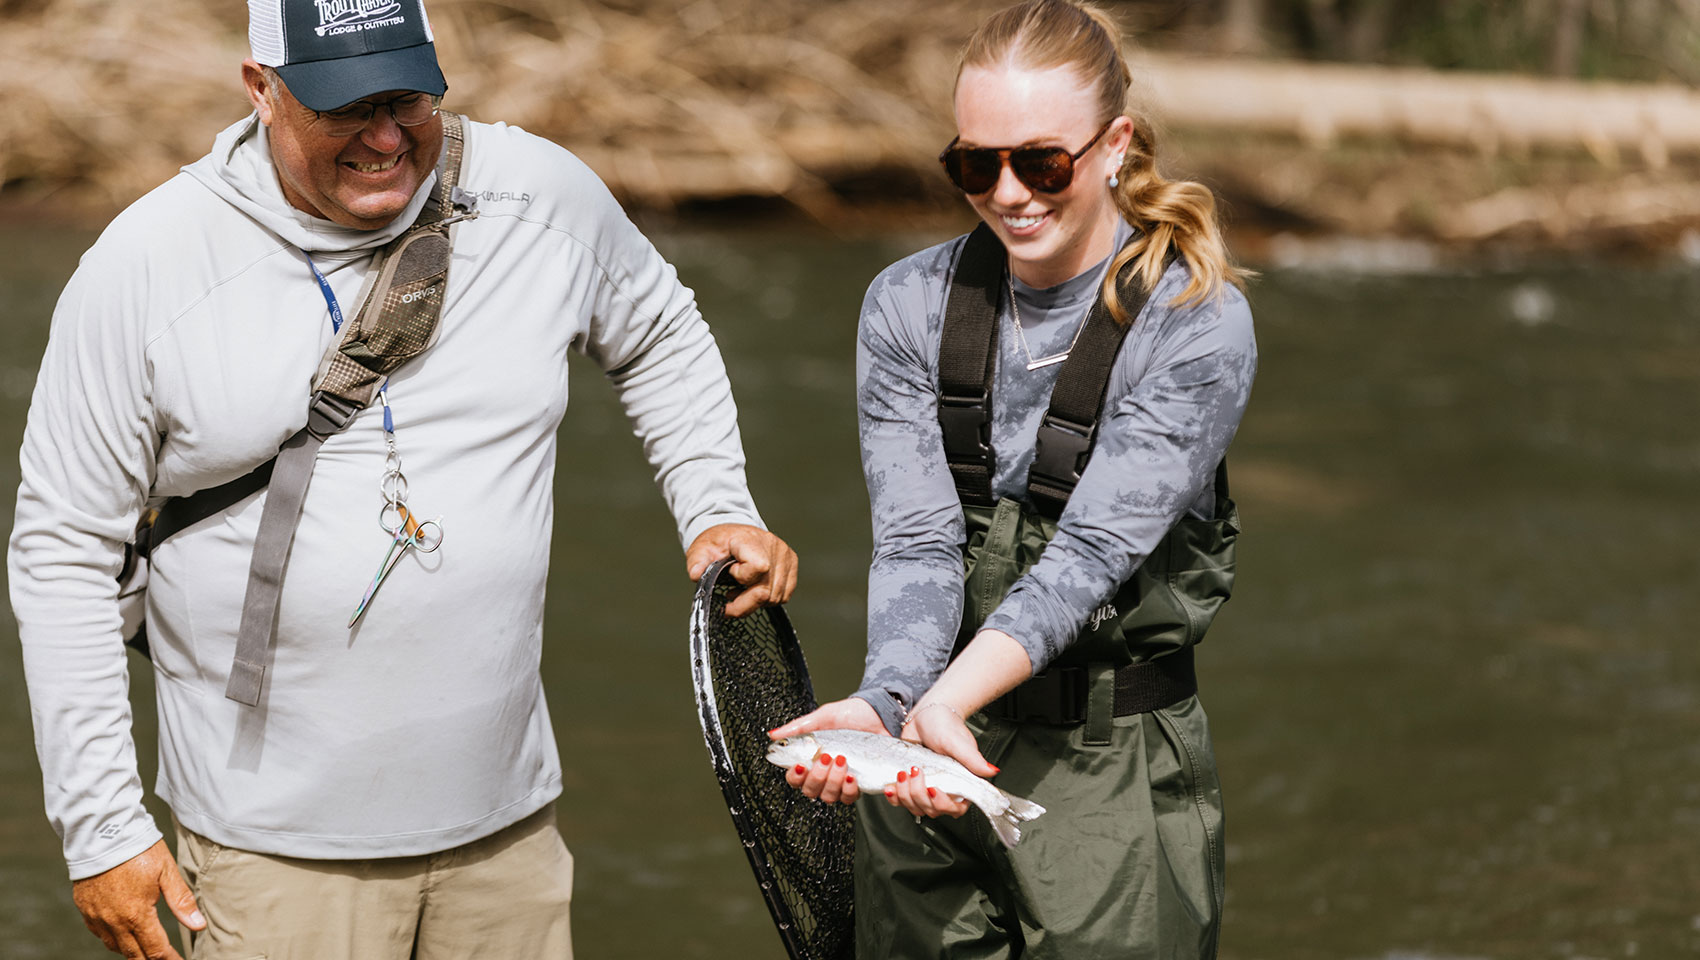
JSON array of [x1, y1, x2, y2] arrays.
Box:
[[997, 666, 1087, 724], [1030, 414, 1094, 489], [938, 392, 991, 462], [304, 391, 361, 441]]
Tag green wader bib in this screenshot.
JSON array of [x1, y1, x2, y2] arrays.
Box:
[[853, 494, 1237, 960]]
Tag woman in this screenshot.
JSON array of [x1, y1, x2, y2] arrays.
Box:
[[770, 1, 1255, 956]]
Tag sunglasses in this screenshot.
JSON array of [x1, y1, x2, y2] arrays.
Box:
[[937, 120, 1115, 195]]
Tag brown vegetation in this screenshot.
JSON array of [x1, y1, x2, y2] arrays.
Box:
[[2, 0, 1698, 250]]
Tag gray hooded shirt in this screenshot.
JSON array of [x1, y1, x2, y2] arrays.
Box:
[[11, 114, 764, 877]]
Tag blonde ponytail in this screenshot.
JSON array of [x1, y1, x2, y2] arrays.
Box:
[[1104, 115, 1249, 317], [959, 0, 1250, 322]]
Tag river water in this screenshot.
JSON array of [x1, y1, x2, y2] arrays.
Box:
[[1, 221, 1696, 960]]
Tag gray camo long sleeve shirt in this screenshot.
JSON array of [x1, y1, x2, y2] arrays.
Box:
[[850, 223, 1257, 735]]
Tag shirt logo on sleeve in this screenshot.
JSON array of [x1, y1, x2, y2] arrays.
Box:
[[1087, 603, 1118, 630], [97, 820, 123, 839], [467, 188, 533, 206]]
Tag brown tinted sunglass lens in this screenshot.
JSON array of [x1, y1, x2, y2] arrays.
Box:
[[1010, 147, 1074, 193], [945, 148, 1002, 194]]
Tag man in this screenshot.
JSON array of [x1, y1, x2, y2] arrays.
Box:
[[8, 1, 796, 958]]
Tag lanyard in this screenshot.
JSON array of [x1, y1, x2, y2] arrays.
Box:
[[299, 252, 443, 626], [303, 252, 394, 461], [305, 255, 345, 334]]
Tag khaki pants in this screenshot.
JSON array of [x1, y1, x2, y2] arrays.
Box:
[[173, 804, 574, 960]]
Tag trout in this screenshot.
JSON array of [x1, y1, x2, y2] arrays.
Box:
[[767, 729, 1046, 847]]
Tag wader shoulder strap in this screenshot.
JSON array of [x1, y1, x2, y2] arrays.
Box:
[[936, 222, 1161, 520], [1025, 257, 1152, 519], [1029, 264, 1233, 520], [936, 224, 1004, 508], [223, 113, 474, 705]]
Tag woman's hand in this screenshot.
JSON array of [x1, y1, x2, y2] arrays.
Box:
[[769, 698, 886, 805], [885, 701, 997, 820]]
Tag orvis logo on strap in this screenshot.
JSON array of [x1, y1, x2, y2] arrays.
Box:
[[313, 0, 405, 37]]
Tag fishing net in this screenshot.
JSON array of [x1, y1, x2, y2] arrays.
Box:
[[690, 558, 855, 960]]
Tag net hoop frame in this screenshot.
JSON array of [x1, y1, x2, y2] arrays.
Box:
[[690, 557, 840, 960]]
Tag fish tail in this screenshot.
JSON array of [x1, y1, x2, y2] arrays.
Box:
[[981, 793, 1046, 848], [1005, 795, 1046, 822], [989, 808, 1024, 848]]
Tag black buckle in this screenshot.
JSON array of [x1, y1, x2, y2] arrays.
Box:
[[1030, 415, 1093, 487], [997, 666, 1086, 724], [305, 391, 361, 441], [939, 393, 991, 461]]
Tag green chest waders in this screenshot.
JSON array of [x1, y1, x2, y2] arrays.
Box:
[[854, 225, 1234, 960]]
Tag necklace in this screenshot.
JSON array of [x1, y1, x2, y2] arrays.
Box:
[[1007, 274, 1090, 371]]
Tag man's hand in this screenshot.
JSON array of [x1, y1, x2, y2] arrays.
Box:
[[685, 523, 798, 618], [769, 698, 888, 805], [71, 839, 205, 960]]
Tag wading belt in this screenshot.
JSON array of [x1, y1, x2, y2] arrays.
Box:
[[133, 113, 477, 706], [984, 647, 1197, 725], [937, 223, 1218, 724]]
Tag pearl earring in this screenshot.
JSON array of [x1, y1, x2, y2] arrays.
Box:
[[1109, 155, 1125, 189]]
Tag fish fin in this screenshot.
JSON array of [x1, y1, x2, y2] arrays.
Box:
[[1005, 795, 1046, 822], [989, 809, 1023, 848]]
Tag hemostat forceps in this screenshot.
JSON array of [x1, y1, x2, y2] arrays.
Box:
[[349, 501, 443, 627]]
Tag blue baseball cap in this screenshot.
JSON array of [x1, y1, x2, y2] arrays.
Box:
[[249, 0, 447, 111]]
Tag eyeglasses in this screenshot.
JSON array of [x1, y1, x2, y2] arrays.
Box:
[[938, 120, 1115, 195], [315, 92, 443, 137]]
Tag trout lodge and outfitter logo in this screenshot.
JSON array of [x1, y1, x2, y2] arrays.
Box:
[[314, 0, 405, 37]]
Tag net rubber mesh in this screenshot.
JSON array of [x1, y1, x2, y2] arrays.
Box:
[[691, 560, 855, 960]]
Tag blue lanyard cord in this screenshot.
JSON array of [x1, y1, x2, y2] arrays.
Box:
[[307, 256, 397, 440], [305, 255, 345, 333]]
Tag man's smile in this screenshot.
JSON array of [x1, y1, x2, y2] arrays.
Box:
[[345, 153, 406, 175]]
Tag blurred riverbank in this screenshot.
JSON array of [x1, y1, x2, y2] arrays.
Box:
[[3, 0, 1699, 256]]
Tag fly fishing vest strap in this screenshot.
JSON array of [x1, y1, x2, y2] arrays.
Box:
[[217, 113, 475, 706], [937, 224, 1160, 519]]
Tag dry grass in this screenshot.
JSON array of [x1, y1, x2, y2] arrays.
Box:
[[0, 0, 992, 215], [3, 0, 1697, 249], [0, 0, 250, 205]]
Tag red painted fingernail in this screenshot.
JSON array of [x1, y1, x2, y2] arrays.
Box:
[[988, 764, 1000, 774], [885, 789, 894, 798], [897, 770, 907, 782], [911, 766, 919, 776], [794, 765, 806, 775], [818, 754, 831, 765], [927, 787, 937, 798], [846, 776, 856, 784], [835, 755, 847, 768]]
